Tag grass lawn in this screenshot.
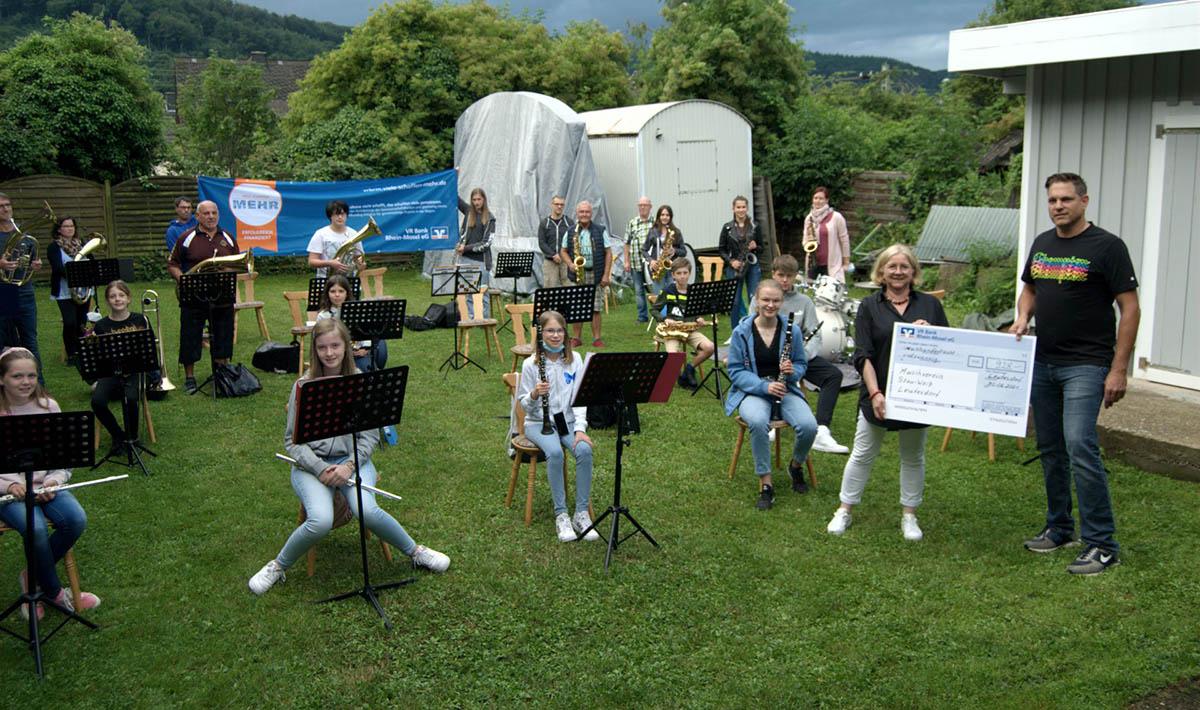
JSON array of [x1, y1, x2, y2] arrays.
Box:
[[2, 264, 1197, 708]]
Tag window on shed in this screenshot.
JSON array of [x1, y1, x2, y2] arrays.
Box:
[[676, 140, 718, 194]]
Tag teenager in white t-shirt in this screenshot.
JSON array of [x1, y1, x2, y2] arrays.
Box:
[[306, 200, 365, 277]]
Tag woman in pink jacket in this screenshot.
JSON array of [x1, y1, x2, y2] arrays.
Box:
[[802, 186, 852, 283]]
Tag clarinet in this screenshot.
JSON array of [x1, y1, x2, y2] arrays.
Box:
[[537, 324, 554, 435], [771, 311, 795, 421]]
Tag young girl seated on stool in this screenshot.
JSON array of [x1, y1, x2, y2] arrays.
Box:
[[315, 275, 387, 373], [248, 319, 448, 595], [0, 347, 101, 618], [516, 310, 600, 542]]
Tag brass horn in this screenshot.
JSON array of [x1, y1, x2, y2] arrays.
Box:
[[70, 233, 108, 304], [1, 201, 54, 287], [332, 217, 379, 277], [186, 248, 254, 275]]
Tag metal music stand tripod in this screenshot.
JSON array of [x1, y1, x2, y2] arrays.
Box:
[[492, 251, 534, 335], [683, 278, 739, 400], [63, 257, 135, 312], [432, 264, 485, 374], [78, 328, 158, 476], [177, 271, 237, 401], [0, 411, 97, 679], [306, 276, 363, 313], [573, 351, 683, 569], [292, 366, 415, 629]]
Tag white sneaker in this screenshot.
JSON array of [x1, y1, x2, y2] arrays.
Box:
[[768, 428, 776, 442], [555, 513, 576, 542], [901, 513, 923, 541], [573, 511, 600, 541], [827, 508, 852, 535], [412, 544, 451, 573], [812, 425, 850, 454], [248, 560, 285, 595]]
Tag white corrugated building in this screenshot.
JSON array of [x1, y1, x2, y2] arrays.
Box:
[[579, 100, 753, 252], [949, 0, 1200, 391]]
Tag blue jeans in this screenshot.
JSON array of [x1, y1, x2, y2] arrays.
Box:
[[353, 339, 388, 373], [523, 425, 593, 516], [0, 285, 43, 383], [738, 392, 817, 477], [275, 457, 415, 570], [631, 268, 649, 322], [0, 491, 86, 598], [728, 263, 762, 324], [1031, 362, 1117, 552]]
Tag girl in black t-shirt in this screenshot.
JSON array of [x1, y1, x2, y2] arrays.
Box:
[[88, 280, 152, 455]]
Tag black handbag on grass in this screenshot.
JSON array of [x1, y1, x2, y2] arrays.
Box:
[[214, 362, 262, 397]]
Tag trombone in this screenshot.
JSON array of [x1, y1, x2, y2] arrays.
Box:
[[141, 290, 177, 392]]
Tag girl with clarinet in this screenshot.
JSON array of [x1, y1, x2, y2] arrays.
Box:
[[0, 347, 101, 618], [516, 310, 599, 543], [248, 318, 448, 595], [725, 280, 818, 511]]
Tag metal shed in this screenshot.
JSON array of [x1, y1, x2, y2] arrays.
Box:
[[949, 0, 1200, 391], [912, 206, 1020, 264], [579, 100, 753, 251]]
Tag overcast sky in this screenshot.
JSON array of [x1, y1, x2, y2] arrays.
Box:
[[236, 1, 1173, 71]]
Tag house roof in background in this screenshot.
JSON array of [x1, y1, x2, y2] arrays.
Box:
[[173, 52, 310, 117], [913, 205, 1020, 264], [947, 0, 1200, 78]]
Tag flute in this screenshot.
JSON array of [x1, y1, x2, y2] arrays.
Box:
[[0, 474, 128, 504], [274, 454, 402, 503]]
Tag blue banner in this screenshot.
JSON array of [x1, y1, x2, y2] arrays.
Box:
[[196, 170, 458, 255]]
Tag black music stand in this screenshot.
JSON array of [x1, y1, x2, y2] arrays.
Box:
[[341, 299, 405, 371], [177, 271, 237, 401], [292, 367, 414, 629], [683, 278, 739, 400], [572, 351, 682, 569], [63, 258, 133, 310], [493, 251, 534, 335], [78, 328, 159, 477], [533, 284, 596, 324], [306, 277, 363, 313], [432, 265, 484, 374], [0, 411, 98, 679]]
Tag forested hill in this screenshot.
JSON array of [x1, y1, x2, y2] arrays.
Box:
[[808, 52, 951, 94]]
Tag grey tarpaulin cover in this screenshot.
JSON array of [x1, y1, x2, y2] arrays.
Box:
[[422, 92, 613, 294]]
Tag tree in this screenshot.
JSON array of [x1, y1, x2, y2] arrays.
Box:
[[0, 13, 162, 182], [637, 0, 810, 159], [252, 106, 392, 182], [174, 57, 280, 177], [285, 0, 632, 177]]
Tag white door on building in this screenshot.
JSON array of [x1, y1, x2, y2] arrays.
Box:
[[1139, 102, 1200, 391]]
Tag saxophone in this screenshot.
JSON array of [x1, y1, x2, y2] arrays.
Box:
[[771, 311, 795, 421], [650, 228, 675, 282], [572, 223, 585, 283], [536, 324, 553, 435], [654, 321, 701, 341]]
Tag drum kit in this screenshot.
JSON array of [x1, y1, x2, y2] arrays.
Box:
[[801, 274, 862, 389]]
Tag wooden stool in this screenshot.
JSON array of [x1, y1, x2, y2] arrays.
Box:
[[729, 416, 817, 487], [0, 521, 82, 611], [940, 428, 1024, 462], [456, 290, 502, 360], [233, 272, 270, 345], [506, 303, 536, 373], [298, 493, 393, 577], [358, 267, 389, 299]]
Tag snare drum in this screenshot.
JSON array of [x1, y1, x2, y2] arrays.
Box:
[[813, 274, 846, 306], [813, 302, 853, 362]]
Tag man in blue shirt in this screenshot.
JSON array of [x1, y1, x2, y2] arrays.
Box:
[[164, 196, 196, 253]]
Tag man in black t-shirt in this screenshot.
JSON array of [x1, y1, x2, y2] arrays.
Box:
[[1011, 172, 1140, 576]]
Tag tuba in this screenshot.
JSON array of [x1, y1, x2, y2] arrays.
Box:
[[332, 217, 379, 277], [1, 201, 54, 287], [186, 248, 254, 275], [70, 233, 108, 304], [141, 290, 176, 392]]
